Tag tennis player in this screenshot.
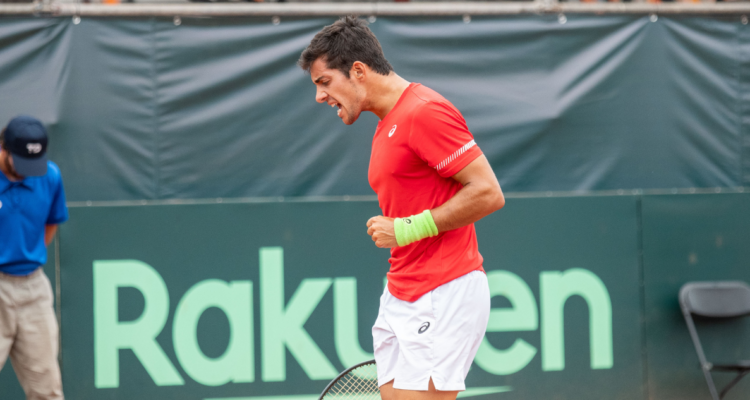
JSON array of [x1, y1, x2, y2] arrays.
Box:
[[299, 17, 504, 400]]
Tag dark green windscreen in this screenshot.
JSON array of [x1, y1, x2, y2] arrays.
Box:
[[0, 15, 747, 201]]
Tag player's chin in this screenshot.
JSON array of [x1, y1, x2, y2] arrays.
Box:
[[341, 111, 360, 125]]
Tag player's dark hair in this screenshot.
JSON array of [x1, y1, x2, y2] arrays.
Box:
[[0, 128, 5, 149], [299, 16, 393, 78]]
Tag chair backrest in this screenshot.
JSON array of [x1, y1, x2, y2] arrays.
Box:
[[680, 281, 750, 318]]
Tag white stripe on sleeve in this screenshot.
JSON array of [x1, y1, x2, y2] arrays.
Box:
[[435, 140, 476, 172]]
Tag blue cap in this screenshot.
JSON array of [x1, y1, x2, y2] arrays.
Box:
[[3, 116, 48, 177]]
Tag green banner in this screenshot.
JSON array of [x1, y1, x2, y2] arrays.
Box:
[[54, 197, 639, 399], [4, 194, 750, 398], [642, 193, 750, 398]]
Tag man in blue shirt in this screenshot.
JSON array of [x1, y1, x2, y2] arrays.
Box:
[[0, 116, 68, 400]]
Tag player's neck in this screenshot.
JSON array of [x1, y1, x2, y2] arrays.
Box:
[[365, 72, 411, 121]]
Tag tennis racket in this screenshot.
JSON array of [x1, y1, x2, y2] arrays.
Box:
[[319, 360, 379, 400]]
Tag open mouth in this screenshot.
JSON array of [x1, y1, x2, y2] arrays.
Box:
[[330, 101, 343, 118]]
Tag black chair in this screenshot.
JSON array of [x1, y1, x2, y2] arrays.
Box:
[[680, 281, 750, 400]]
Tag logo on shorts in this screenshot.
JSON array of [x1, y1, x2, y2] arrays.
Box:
[[404, 218, 412, 224], [388, 125, 397, 137], [418, 322, 430, 334]]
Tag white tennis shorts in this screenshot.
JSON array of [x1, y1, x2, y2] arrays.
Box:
[[372, 270, 490, 391]]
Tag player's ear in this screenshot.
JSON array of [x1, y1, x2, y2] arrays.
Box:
[[351, 61, 367, 81]]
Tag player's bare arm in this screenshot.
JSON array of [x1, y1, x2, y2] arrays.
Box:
[[367, 155, 504, 248], [431, 154, 504, 231]]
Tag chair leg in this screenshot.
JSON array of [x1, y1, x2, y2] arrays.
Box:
[[719, 370, 750, 399], [701, 365, 720, 400]]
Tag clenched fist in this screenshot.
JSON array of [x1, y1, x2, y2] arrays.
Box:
[[366, 216, 397, 248]]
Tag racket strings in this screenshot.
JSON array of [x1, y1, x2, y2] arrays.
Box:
[[325, 364, 380, 400]]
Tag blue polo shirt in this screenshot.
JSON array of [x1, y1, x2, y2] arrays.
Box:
[[0, 161, 68, 276]]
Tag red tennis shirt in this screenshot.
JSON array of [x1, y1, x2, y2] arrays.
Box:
[[368, 83, 485, 302]]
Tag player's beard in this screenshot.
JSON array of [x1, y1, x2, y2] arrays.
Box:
[[341, 93, 363, 125], [341, 105, 358, 125]]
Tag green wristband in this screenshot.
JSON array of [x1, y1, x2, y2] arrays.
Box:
[[393, 210, 439, 247]]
